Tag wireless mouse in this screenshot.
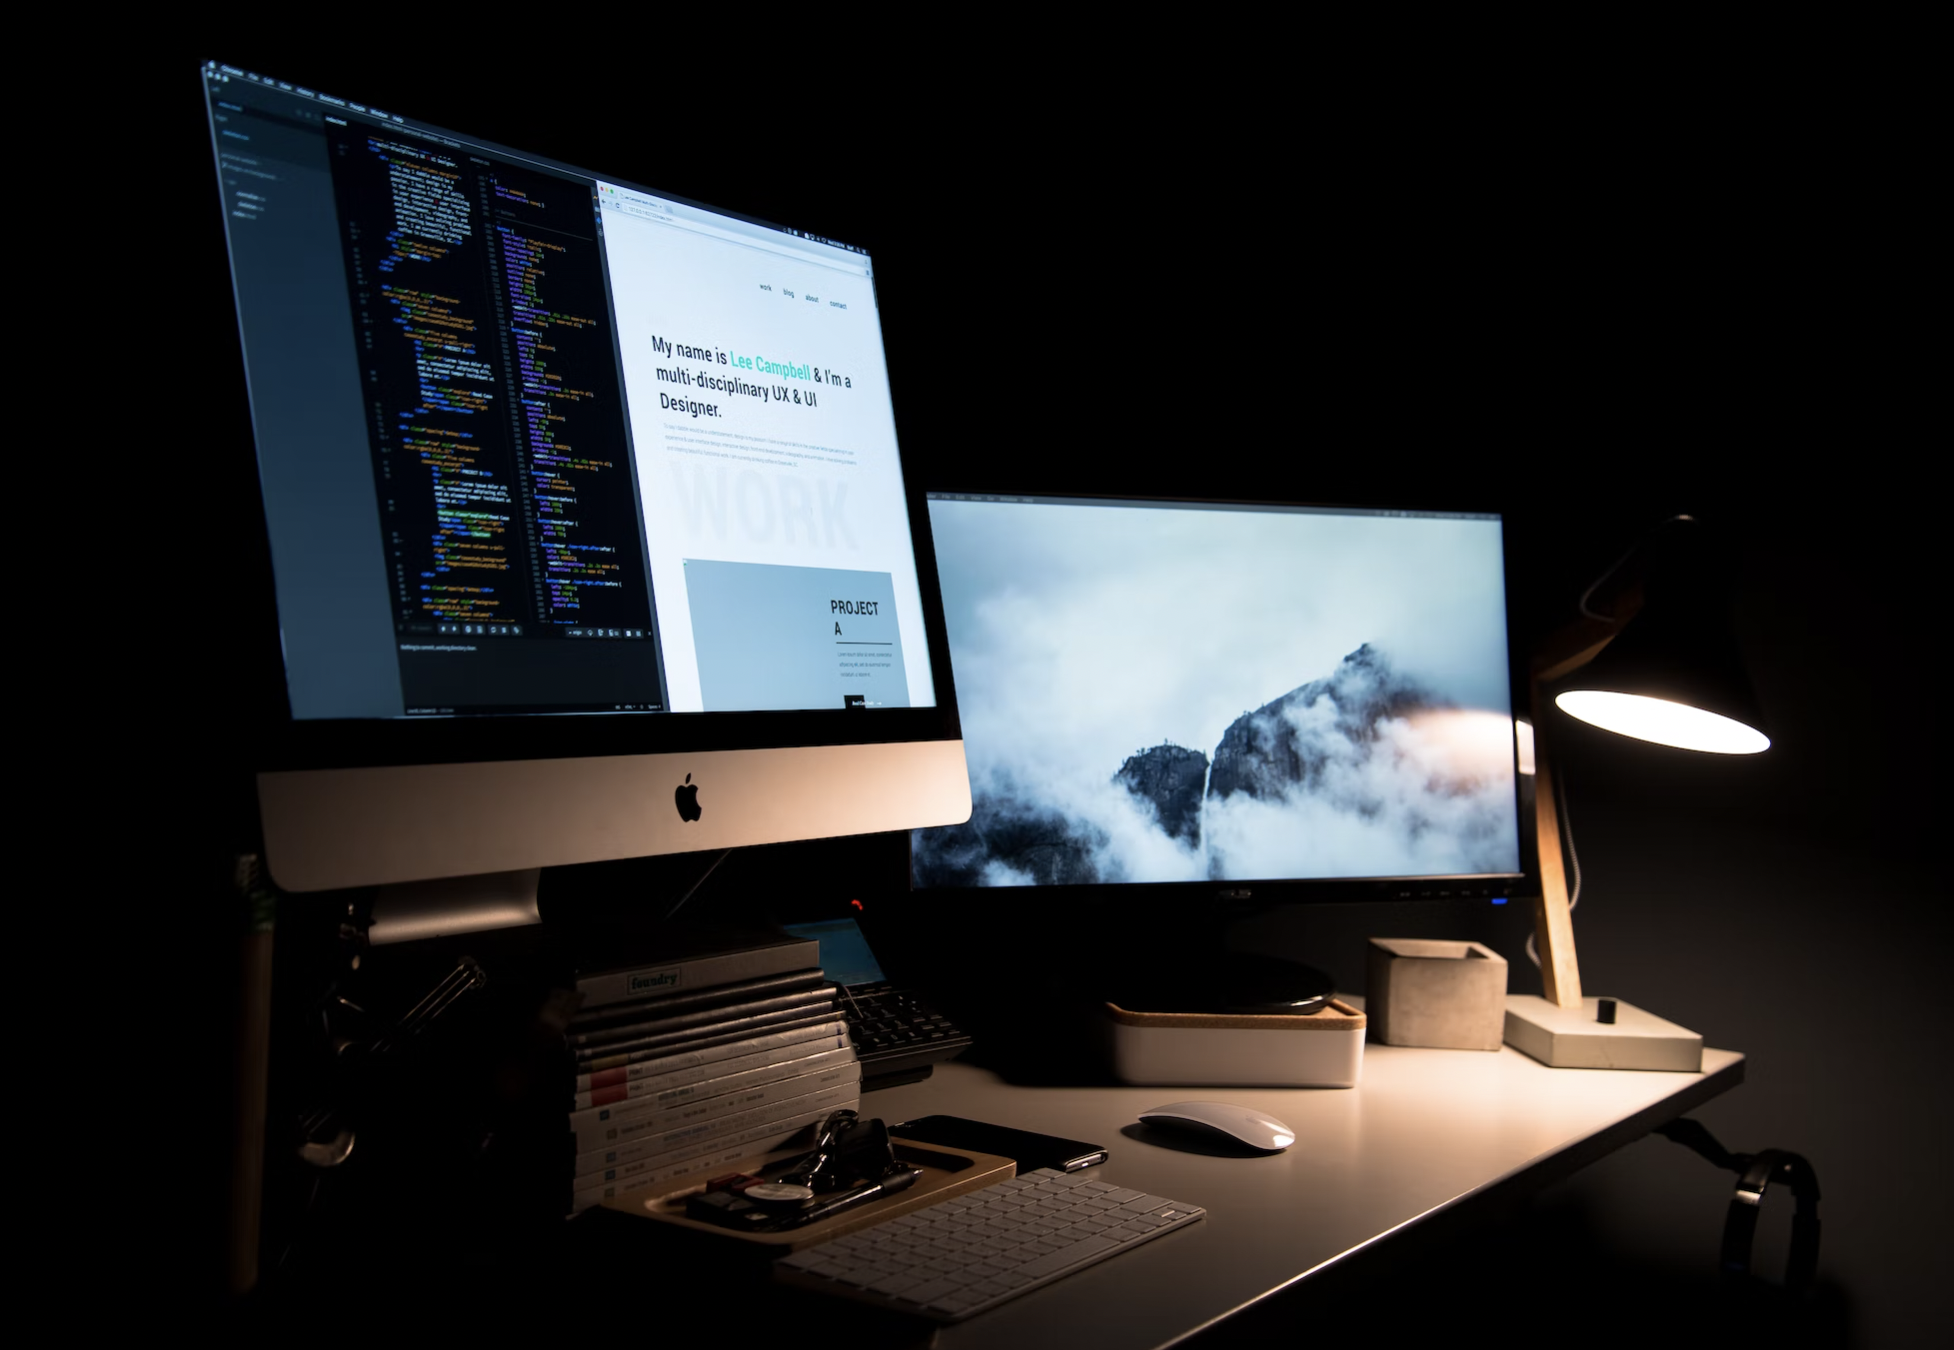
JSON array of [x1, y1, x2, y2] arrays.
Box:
[[1138, 1101, 1296, 1152]]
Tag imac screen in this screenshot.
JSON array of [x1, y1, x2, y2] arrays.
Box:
[[913, 496, 1522, 888], [204, 63, 933, 720]]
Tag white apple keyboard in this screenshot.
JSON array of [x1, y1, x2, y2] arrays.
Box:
[[773, 1167, 1204, 1321]]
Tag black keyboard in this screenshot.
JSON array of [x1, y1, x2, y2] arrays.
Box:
[[837, 982, 972, 1088]]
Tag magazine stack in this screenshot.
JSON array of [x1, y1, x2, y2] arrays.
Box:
[[567, 933, 859, 1213]]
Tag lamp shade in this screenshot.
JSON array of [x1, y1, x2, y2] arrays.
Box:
[[1553, 525, 1770, 755]]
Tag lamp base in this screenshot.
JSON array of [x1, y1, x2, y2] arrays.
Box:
[[1503, 995, 1703, 1071]]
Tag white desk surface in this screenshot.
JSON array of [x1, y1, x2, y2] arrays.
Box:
[[858, 1043, 1744, 1348]]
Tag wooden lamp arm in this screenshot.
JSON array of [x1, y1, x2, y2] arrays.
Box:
[[1529, 675, 1583, 1009], [1526, 586, 1640, 1010]]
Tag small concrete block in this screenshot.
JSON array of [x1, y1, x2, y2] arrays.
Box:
[[1503, 996, 1703, 1071], [1366, 938, 1508, 1050]]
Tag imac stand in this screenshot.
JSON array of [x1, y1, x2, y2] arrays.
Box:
[[368, 868, 543, 946]]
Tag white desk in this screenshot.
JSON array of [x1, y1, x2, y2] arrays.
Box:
[[855, 1043, 1744, 1348]]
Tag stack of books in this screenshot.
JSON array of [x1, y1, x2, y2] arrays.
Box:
[[567, 932, 860, 1213]]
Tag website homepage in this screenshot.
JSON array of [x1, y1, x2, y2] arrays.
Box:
[[598, 185, 934, 714]]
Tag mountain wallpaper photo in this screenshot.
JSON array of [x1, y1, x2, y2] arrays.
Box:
[[915, 500, 1521, 887]]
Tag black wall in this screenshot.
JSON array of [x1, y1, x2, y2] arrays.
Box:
[[130, 36, 1940, 1343]]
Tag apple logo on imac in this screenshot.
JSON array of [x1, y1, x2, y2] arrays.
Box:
[[675, 773, 702, 822]]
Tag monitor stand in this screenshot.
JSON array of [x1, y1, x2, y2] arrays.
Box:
[[368, 868, 543, 945], [355, 855, 730, 949]]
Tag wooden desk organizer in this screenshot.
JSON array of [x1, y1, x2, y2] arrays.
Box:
[[601, 1137, 1017, 1253], [1104, 998, 1367, 1087]]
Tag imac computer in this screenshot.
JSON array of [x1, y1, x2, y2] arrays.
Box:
[[201, 62, 969, 898], [911, 493, 1527, 1007]]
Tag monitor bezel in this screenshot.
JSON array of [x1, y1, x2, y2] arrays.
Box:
[[906, 486, 1540, 905]]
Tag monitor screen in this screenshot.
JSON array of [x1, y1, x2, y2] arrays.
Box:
[[912, 495, 1522, 895], [209, 65, 929, 720], [202, 62, 968, 890]]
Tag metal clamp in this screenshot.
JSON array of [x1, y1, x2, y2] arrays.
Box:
[[1721, 1148, 1822, 1294], [1655, 1119, 1822, 1294]]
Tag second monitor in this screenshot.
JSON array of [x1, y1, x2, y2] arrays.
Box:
[[913, 493, 1525, 901]]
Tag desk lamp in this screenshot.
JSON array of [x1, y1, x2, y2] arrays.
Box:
[[1505, 516, 1769, 1070]]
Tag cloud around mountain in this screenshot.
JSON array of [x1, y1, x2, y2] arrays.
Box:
[[912, 644, 1520, 887]]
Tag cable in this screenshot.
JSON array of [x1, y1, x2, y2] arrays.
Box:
[[1528, 513, 1699, 966], [1526, 512, 1683, 964], [664, 847, 734, 920], [1562, 769, 1583, 913], [1577, 513, 1695, 621], [1525, 768, 1582, 968]]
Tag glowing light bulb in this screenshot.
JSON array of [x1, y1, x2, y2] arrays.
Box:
[[1555, 691, 1769, 754]]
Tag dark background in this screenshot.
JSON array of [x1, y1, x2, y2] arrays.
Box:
[[109, 31, 1939, 1346]]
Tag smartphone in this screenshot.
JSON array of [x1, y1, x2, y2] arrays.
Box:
[[891, 1115, 1109, 1173]]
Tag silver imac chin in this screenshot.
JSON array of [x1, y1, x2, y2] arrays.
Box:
[[259, 740, 971, 894]]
